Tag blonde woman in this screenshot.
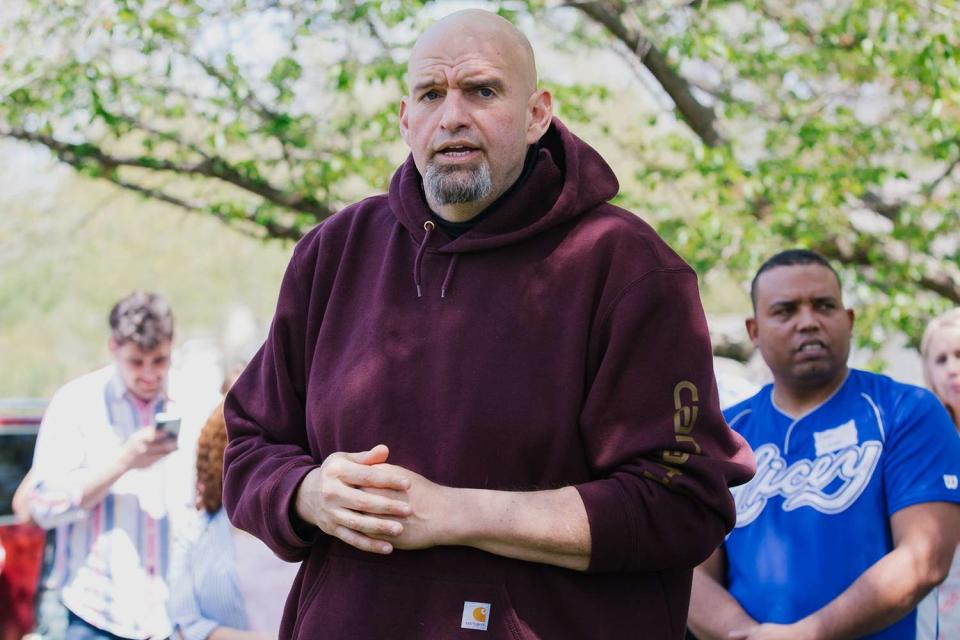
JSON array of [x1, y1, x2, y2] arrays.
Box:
[[921, 308, 960, 639], [923, 308, 960, 428]]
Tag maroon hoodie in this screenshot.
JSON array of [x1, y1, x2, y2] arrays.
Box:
[[223, 119, 755, 639]]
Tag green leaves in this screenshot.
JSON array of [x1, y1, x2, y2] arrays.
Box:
[[1, 0, 957, 353]]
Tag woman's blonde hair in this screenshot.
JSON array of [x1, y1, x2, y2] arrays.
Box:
[[921, 307, 960, 424]]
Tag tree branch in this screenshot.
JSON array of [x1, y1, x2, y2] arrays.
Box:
[[108, 176, 303, 242], [570, 0, 724, 146], [1, 127, 332, 221], [815, 235, 960, 305]]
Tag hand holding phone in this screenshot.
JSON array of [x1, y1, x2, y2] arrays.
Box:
[[155, 412, 182, 438]]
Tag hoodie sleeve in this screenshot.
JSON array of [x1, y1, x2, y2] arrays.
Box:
[[222, 237, 324, 562], [575, 267, 755, 574]]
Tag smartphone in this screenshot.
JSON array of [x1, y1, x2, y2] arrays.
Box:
[[155, 412, 182, 438]]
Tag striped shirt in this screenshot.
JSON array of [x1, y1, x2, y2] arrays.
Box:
[[168, 508, 248, 640], [168, 508, 299, 640], [29, 365, 177, 639]]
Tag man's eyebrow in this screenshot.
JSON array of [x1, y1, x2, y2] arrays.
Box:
[[768, 300, 798, 310], [459, 77, 505, 92], [411, 77, 443, 94]]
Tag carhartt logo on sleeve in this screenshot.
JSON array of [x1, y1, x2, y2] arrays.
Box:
[[461, 601, 490, 631], [945, 475, 958, 490]]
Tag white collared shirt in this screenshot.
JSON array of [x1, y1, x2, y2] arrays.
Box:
[[30, 365, 178, 639]]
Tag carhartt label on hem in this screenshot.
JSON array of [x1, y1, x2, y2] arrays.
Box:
[[461, 601, 491, 631], [945, 474, 958, 490]]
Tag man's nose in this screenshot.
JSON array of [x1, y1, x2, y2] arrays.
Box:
[[795, 306, 820, 331], [439, 91, 469, 131]]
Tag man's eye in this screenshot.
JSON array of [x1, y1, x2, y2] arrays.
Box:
[[477, 87, 494, 97], [423, 90, 440, 101]]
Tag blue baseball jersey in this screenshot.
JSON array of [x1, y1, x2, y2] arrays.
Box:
[[723, 369, 960, 639]]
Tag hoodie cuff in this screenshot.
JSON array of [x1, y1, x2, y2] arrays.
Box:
[[270, 461, 321, 557], [575, 478, 638, 573]]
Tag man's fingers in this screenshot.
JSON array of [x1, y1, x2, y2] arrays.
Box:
[[344, 444, 390, 466], [146, 441, 177, 455], [728, 630, 750, 639], [333, 525, 394, 555], [338, 463, 410, 491], [341, 486, 411, 517], [335, 509, 404, 538]]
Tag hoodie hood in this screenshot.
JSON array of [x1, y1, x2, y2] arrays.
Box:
[[388, 117, 619, 254]]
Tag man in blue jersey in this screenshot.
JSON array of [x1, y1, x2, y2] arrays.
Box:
[[688, 249, 960, 640]]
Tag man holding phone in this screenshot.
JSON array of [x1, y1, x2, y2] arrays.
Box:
[[26, 291, 180, 640]]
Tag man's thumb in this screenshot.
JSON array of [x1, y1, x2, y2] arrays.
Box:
[[349, 444, 389, 465]]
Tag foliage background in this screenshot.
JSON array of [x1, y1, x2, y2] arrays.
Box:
[[1, 0, 957, 396]]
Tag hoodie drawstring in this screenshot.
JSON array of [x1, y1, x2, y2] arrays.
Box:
[[441, 254, 459, 299], [414, 220, 434, 298], [413, 220, 461, 299]]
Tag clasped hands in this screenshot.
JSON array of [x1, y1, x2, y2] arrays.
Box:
[[294, 444, 455, 555]]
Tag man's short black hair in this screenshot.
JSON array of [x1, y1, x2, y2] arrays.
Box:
[[109, 291, 174, 350], [750, 249, 841, 311]]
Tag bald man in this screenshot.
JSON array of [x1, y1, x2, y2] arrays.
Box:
[[223, 10, 754, 639]]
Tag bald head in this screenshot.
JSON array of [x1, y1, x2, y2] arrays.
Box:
[[408, 10, 538, 95], [399, 9, 552, 222]]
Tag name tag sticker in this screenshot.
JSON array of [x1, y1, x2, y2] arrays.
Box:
[[461, 601, 491, 631], [813, 420, 859, 457]]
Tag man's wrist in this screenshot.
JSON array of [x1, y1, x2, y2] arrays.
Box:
[[794, 613, 827, 640], [437, 486, 482, 547], [112, 453, 131, 477], [293, 467, 320, 528]]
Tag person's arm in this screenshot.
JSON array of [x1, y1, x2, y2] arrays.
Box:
[[29, 419, 176, 529], [294, 268, 754, 572], [76, 426, 177, 510], [688, 546, 757, 640], [12, 469, 36, 523], [223, 231, 350, 561], [728, 502, 960, 640], [294, 453, 589, 569]]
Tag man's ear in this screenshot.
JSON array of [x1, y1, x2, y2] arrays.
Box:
[[399, 96, 410, 145], [745, 317, 760, 347], [526, 88, 552, 144], [108, 336, 118, 356], [846, 308, 855, 329]]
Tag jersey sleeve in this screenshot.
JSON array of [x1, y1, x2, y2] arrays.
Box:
[[574, 268, 756, 573], [883, 385, 960, 516]]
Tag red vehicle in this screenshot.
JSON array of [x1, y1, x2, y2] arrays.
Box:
[[0, 400, 46, 640]]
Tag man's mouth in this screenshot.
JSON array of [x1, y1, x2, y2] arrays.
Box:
[[434, 143, 481, 159], [795, 340, 828, 359]]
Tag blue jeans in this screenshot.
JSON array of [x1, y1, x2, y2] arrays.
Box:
[[65, 611, 135, 640]]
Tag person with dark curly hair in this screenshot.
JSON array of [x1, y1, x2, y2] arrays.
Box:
[[168, 392, 297, 640]]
